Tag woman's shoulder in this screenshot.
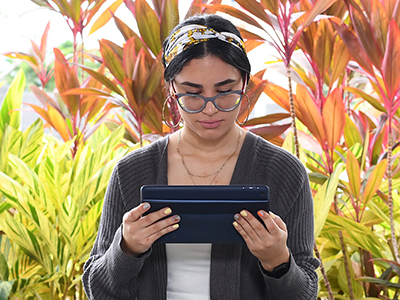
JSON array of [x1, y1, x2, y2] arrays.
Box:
[[115, 135, 169, 175], [247, 132, 306, 173]]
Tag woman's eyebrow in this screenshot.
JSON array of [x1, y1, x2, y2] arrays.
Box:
[[179, 78, 238, 88]]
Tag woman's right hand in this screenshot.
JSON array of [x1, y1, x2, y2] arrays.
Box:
[[121, 203, 180, 257]]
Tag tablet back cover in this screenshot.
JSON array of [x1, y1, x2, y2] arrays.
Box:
[[140, 185, 269, 243]]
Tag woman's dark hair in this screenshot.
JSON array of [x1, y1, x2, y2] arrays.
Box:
[[162, 14, 251, 83]]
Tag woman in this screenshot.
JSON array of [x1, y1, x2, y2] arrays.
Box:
[[83, 14, 320, 300]]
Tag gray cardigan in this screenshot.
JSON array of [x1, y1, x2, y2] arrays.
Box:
[[83, 132, 320, 299]]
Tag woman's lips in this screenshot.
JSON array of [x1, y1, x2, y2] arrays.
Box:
[[199, 120, 222, 129]]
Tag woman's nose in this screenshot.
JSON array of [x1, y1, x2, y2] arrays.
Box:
[[202, 100, 218, 115]]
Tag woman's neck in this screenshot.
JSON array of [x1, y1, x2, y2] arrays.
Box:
[[179, 126, 242, 156]]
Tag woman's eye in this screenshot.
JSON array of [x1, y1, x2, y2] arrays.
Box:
[[218, 89, 232, 94], [186, 91, 201, 95]]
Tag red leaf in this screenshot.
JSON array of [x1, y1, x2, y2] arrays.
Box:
[[331, 20, 375, 77], [382, 19, 400, 101]]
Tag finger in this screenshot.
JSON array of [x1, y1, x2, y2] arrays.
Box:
[[234, 210, 263, 242], [140, 206, 173, 227], [232, 220, 255, 247], [257, 210, 283, 236], [269, 211, 287, 232], [148, 218, 180, 242], [124, 202, 151, 223]]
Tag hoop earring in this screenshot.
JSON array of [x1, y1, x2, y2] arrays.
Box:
[[236, 93, 251, 126], [162, 96, 182, 128]]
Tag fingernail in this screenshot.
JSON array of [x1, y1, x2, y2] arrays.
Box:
[[258, 210, 265, 217], [269, 211, 276, 219], [143, 203, 150, 210], [172, 215, 181, 222], [240, 210, 248, 217], [164, 208, 172, 215], [172, 224, 179, 229], [233, 221, 239, 227], [234, 214, 240, 220]]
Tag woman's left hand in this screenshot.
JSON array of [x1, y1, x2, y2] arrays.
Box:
[[233, 210, 290, 272]]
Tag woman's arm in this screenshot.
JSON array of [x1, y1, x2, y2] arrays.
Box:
[[82, 165, 149, 300]]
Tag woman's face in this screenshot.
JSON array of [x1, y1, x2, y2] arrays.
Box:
[[173, 55, 243, 140]]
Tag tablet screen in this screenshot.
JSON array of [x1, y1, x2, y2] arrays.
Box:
[[140, 185, 270, 243]]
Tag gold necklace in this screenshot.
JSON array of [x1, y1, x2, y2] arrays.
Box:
[[176, 129, 242, 185]]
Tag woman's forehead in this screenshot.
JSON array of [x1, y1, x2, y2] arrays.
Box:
[[175, 56, 242, 85]]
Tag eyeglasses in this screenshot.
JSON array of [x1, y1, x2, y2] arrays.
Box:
[[171, 77, 247, 114]]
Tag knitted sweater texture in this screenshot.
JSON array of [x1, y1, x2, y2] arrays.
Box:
[[83, 132, 320, 299]]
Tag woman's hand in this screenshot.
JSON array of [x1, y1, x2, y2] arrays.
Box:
[[121, 203, 180, 257], [233, 210, 290, 272]]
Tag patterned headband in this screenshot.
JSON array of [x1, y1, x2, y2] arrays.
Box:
[[164, 24, 246, 67]]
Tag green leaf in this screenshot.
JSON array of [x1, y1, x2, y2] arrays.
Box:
[[0, 69, 26, 132], [357, 276, 400, 290], [135, 0, 162, 56], [99, 41, 125, 85], [160, 0, 179, 43], [343, 114, 363, 148], [324, 214, 384, 257], [314, 163, 344, 237], [70, 126, 125, 208], [362, 159, 388, 206], [0, 280, 14, 300]]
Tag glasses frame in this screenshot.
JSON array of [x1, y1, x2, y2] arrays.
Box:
[[171, 76, 248, 114]]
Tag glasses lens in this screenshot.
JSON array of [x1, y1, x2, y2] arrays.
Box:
[[178, 95, 204, 112], [178, 92, 242, 112], [215, 93, 241, 110]]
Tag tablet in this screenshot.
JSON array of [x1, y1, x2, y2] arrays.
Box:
[[140, 185, 270, 243]]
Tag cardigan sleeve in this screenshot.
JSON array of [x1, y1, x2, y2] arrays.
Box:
[[261, 166, 320, 299], [82, 164, 150, 300]]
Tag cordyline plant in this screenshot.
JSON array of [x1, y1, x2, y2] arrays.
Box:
[[65, 0, 276, 145], [28, 48, 116, 157], [205, 0, 344, 298], [332, 0, 400, 266], [4, 22, 54, 90], [30, 0, 115, 71]]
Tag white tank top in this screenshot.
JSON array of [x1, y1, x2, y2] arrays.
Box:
[[166, 243, 212, 300]]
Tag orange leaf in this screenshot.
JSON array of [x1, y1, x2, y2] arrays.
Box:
[[250, 123, 291, 141], [330, 38, 352, 87], [296, 84, 326, 145], [47, 105, 71, 142], [200, 4, 265, 31], [362, 159, 388, 206], [89, 0, 124, 35], [382, 19, 400, 101], [346, 150, 361, 199], [123, 78, 139, 114], [123, 37, 137, 79], [144, 54, 163, 102], [40, 21, 50, 61], [244, 40, 264, 52], [322, 88, 345, 153], [54, 48, 80, 115], [25, 104, 52, 125], [371, 0, 389, 59], [260, 0, 279, 15], [313, 19, 335, 78], [235, 0, 272, 26], [263, 82, 291, 113]]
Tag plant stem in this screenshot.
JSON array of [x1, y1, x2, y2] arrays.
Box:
[[388, 129, 400, 263], [287, 64, 334, 299], [334, 194, 354, 300], [81, 33, 84, 83], [314, 242, 334, 300], [287, 65, 299, 158]]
